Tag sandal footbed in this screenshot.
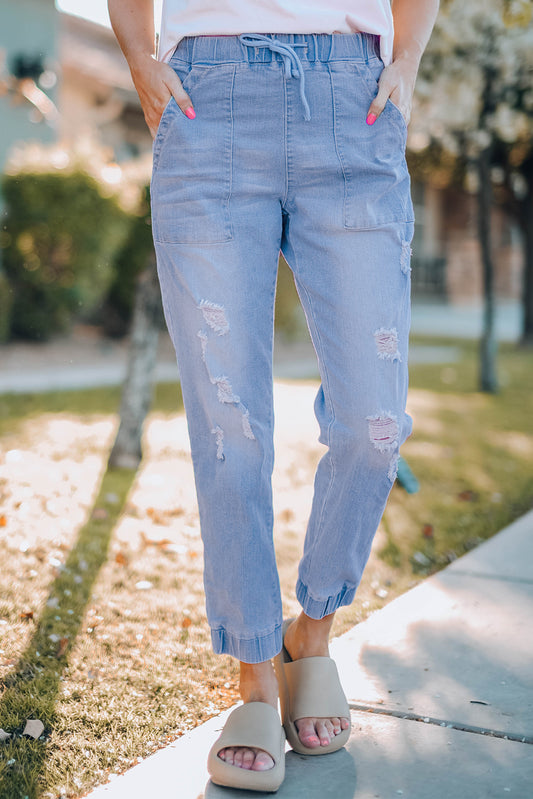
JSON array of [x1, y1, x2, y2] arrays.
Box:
[[207, 702, 286, 792]]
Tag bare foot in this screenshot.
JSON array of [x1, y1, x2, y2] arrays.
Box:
[[217, 660, 279, 771], [283, 613, 350, 749]]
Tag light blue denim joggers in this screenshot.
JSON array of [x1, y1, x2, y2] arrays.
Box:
[[150, 32, 415, 663]]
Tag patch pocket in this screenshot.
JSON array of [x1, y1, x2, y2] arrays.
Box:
[[151, 64, 235, 246], [330, 61, 415, 231]]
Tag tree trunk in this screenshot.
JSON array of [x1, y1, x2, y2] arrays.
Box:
[[519, 160, 533, 347], [108, 254, 162, 469], [477, 145, 499, 393]]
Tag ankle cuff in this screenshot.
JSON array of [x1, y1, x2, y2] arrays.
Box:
[[211, 623, 283, 663], [296, 580, 356, 618]]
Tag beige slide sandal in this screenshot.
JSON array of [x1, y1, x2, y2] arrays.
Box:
[[274, 618, 351, 755], [207, 701, 286, 793]]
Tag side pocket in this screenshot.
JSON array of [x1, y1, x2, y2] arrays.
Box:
[[385, 97, 409, 136], [330, 61, 414, 230], [152, 64, 193, 173], [152, 96, 176, 172]]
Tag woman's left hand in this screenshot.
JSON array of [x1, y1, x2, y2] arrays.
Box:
[[366, 55, 419, 127]]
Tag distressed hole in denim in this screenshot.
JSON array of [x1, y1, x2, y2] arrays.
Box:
[[241, 407, 255, 440], [212, 375, 240, 405], [198, 300, 230, 335], [198, 301, 255, 444], [400, 241, 412, 275], [366, 412, 399, 453], [374, 327, 402, 362], [211, 426, 225, 460], [197, 330, 208, 363], [388, 451, 400, 483]]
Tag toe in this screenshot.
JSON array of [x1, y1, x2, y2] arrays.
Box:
[[233, 748, 245, 768], [240, 748, 256, 770], [252, 750, 275, 771], [218, 746, 274, 771], [324, 719, 335, 736], [341, 717, 350, 731], [316, 720, 331, 746], [295, 718, 321, 748]]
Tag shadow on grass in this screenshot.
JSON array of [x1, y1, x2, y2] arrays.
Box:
[[0, 463, 137, 799]]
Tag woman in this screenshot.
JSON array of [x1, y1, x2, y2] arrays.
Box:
[[109, 0, 439, 792]]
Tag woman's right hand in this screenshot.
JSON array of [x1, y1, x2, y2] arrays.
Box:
[[129, 53, 195, 138]]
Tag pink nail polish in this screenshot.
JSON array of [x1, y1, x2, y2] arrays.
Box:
[[185, 106, 196, 119], [366, 112, 377, 126]]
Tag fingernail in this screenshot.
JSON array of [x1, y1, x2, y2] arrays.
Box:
[[366, 112, 377, 125], [185, 106, 196, 119]]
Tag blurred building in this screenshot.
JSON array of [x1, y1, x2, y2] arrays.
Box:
[[58, 13, 150, 160], [0, 3, 150, 175], [0, 0, 59, 171], [411, 182, 523, 304]]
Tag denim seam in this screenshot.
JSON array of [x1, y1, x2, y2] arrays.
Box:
[[282, 66, 289, 208], [225, 65, 236, 240], [328, 63, 352, 231], [291, 268, 337, 584]]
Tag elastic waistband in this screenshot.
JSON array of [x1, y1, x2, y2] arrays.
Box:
[[170, 31, 381, 66]]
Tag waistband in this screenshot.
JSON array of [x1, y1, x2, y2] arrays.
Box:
[[170, 31, 381, 67]]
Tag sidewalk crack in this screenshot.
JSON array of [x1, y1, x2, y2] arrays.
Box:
[[349, 703, 533, 745]]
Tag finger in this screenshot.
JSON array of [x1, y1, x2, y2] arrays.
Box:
[[166, 72, 195, 119], [366, 79, 394, 126]]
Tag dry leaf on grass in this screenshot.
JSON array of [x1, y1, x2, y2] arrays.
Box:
[[23, 719, 44, 739], [56, 637, 69, 658], [168, 506, 185, 517], [146, 507, 169, 526], [115, 551, 130, 566], [140, 531, 173, 550], [0, 515, 7, 527], [458, 490, 478, 502], [181, 617, 192, 628], [19, 610, 34, 621]]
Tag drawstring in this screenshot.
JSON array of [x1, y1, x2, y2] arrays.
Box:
[[239, 33, 311, 121]]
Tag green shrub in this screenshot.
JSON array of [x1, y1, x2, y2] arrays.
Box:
[[0, 270, 14, 343], [97, 186, 159, 337], [1, 171, 129, 341]]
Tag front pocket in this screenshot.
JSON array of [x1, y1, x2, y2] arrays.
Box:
[[329, 61, 415, 230], [151, 64, 235, 245]]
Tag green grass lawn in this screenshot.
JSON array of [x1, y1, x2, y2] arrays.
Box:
[[0, 335, 531, 799]]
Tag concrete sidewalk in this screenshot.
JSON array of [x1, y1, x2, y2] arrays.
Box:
[[84, 509, 533, 799]]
